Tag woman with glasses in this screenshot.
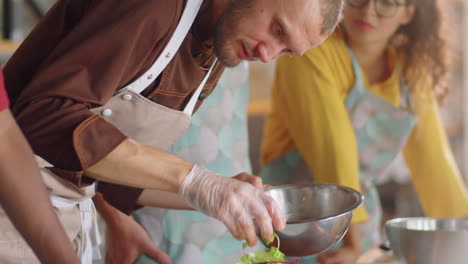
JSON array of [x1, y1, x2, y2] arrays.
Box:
[[260, 0, 468, 263]]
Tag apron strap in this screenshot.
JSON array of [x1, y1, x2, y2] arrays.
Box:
[[50, 195, 102, 264], [124, 0, 204, 95], [397, 68, 415, 112], [183, 58, 218, 115], [346, 47, 366, 92]]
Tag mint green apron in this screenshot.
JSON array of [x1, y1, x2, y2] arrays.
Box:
[[260, 48, 417, 263], [134, 63, 253, 264]]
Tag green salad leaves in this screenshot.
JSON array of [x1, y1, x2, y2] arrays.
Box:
[[236, 234, 301, 264]]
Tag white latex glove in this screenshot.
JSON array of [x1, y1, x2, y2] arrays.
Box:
[[179, 164, 286, 246]]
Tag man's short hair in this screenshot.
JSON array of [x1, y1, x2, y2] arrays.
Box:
[[320, 0, 344, 35]]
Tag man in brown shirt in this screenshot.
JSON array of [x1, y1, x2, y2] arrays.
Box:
[[4, 0, 343, 262]]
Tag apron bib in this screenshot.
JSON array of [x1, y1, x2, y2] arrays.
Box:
[[134, 62, 254, 264], [0, 0, 210, 263], [260, 48, 416, 262]]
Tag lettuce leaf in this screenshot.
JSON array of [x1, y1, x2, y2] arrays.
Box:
[[236, 247, 285, 264], [236, 234, 301, 264]]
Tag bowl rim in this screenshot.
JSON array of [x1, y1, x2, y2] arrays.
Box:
[[264, 183, 364, 224], [385, 217, 468, 233]]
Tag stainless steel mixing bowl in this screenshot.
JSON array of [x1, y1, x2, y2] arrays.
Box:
[[260, 184, 363, 257], [385, 217, 468, 264]]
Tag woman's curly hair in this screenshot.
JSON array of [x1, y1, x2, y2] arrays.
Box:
[[393, 0, 451, 102]]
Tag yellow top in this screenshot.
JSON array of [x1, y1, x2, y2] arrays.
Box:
[[260, 31, 468, 223]]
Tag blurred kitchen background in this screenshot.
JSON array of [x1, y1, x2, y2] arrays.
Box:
[[1, 0, 467, 224]]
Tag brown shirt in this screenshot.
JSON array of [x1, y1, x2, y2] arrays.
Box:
[[4, 0, 225, 213]]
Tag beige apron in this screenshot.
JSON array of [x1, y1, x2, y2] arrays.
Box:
[[0, 0, 212, 262], [0, 165, 91, 264]]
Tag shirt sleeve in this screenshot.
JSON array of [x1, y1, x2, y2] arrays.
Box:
[[8, 0, 180, 186], [270, 48, 368, 223], [0, 69, 9, 111], [403, 87, 468, 217]]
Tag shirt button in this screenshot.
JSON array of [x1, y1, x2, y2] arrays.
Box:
[[102, 109, 113, 117], [122, 94, 133, 101], [151, 96, 158, 102], [198, 92, 206, 101]]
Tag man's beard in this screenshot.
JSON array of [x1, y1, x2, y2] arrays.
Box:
[[213, 16, 240, 68], [213, 0, 252, 68]]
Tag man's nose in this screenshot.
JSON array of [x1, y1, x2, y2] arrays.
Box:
[[257, 42, 285, 63]]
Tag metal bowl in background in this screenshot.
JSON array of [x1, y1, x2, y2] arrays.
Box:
[[260, 184, 363, 257], [385, 217, 468, 264]]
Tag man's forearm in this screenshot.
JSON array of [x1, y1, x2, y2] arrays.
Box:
[[137, 189, 193, 210], [94, 191, 192, 224], [85, 139, 193, 193]]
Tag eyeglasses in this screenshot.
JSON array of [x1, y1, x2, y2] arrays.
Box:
[[346, 0, 408, 18]]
